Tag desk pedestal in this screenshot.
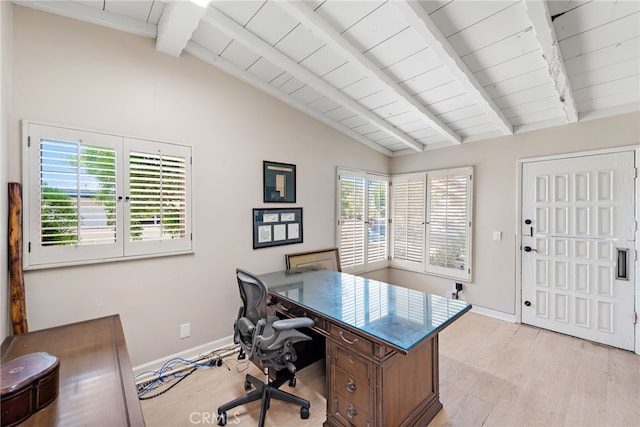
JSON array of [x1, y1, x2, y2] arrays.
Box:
[[270, 296, 443, 427]]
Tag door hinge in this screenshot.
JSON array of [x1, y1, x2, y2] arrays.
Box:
[[634, 312, 638, 325], [28, 241, 31, 253], [27, 136, 31, 147], [388, 255, 392, 261]]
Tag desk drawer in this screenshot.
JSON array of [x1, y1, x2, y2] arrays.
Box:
[[329, 324, 373, 357], [334, 367, 372, 412], [271, 298, 327, 334], [331, 394, 373, 427], [335, 347, 371, 387]]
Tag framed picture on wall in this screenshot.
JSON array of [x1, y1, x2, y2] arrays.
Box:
[[263, 161, 296, 203], [253, 208, 303, 249]]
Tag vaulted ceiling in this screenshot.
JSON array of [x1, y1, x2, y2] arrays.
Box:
[[14, 1, 640, 156]]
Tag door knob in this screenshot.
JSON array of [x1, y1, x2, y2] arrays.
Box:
[[524, 301, 531, 307], [523, 246, 537, 252]]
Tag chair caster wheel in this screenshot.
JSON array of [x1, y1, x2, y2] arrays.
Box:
[[289, 377, 297, 387], [217, 412, 227, 426], [244, 380, 252, 390], [300, 407, 309, 419]]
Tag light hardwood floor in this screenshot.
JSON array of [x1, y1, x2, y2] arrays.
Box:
[[141, 312, 640, 426]]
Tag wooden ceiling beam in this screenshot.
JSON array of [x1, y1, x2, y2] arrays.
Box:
[[278, 0, 462, 145], [13, 0, 156, 38], [203, 8, 424, 152], [394, 1, 514, 136], [524, 0, 579, 123], [156, 1, 211, 58]]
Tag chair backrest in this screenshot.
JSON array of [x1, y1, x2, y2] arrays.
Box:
[[236, 268, 269, 325], [285, 248, 341, 271]]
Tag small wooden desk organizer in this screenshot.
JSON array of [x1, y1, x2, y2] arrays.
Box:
[[1, 352, 59, 427]]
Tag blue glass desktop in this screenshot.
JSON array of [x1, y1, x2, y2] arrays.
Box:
[[259, 267, 471, 353]]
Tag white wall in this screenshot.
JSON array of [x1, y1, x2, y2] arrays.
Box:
[[1, 1, 13, 342], [390, 112, 640, 316], [7, 6, 388, 366]]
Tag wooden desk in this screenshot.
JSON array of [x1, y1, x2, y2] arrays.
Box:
[[1, 315, 145, 426], [259, 268, 471, 427]]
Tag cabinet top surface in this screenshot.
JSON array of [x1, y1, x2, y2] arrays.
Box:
[[259, 268, 471, 352]]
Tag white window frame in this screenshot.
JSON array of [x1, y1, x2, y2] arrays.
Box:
[[389, 166, 474, 282], [22, 120, 193, 269], [336, 168, 389, 274]]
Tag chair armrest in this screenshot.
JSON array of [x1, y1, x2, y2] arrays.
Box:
[[272, 317, 314, 331]]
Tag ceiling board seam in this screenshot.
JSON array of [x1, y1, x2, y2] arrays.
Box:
[[277, 0, 461, 145], [460, 27, 534, 61], [204, 7, 424, 151], [564, 35, 640, 65], [411, 79, 459, 97], [339, 0, 386, 35], [396, 64, 445, 86], [146, 1, 154, 23], [493, 82, 554, 102], [444, 1, 520, 39], [381, 47, 429, 71], [556, 11, 640, 42], [483, 66, 548, 89], [361, 26, 411, 55], [469, 46, 540, 75]]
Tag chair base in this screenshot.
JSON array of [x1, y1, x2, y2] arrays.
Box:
[[217, 370, 310, 427]]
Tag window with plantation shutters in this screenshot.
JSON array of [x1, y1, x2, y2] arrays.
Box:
[[389, 167, 473, 281], [426, 167, 473, 280], [391, 174, 425, 270], [125, 138, 192, 256], [337, 169, 389, 273], [23, 121, 192, 269]]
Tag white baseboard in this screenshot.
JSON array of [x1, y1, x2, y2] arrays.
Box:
[[471, 305, 516, 323], [133, 334, 235, 378]]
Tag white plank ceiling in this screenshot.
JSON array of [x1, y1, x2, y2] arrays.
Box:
[[14, 0, 640, 156]]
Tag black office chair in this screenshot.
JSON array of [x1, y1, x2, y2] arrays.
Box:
[[217, 268, 315, 427]]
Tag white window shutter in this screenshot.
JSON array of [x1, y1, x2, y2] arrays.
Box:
[[338, 173, 366, 271], [391, 173, 425, 270], [125, 138, 192, 256], [425, 167, 473, 281]]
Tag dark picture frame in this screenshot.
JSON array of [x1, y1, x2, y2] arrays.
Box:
[[263, 161, 296, 203], [253, 208, 303, 249]]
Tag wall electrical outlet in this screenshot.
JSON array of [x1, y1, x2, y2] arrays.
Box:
[[180, 323, 190, 339]]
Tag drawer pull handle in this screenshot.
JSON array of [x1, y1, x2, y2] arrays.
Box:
[[339, 331, 359, 345], [346, 404, 357, 419], [346, 379, 356, 393]]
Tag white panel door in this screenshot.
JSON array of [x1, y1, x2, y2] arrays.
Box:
[[522, 151, 636, 350]]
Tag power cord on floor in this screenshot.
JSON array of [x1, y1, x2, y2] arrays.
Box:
[[136, 345, 239, 400]]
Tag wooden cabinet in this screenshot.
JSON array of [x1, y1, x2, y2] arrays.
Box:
[[324, 325, 441, 427]]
